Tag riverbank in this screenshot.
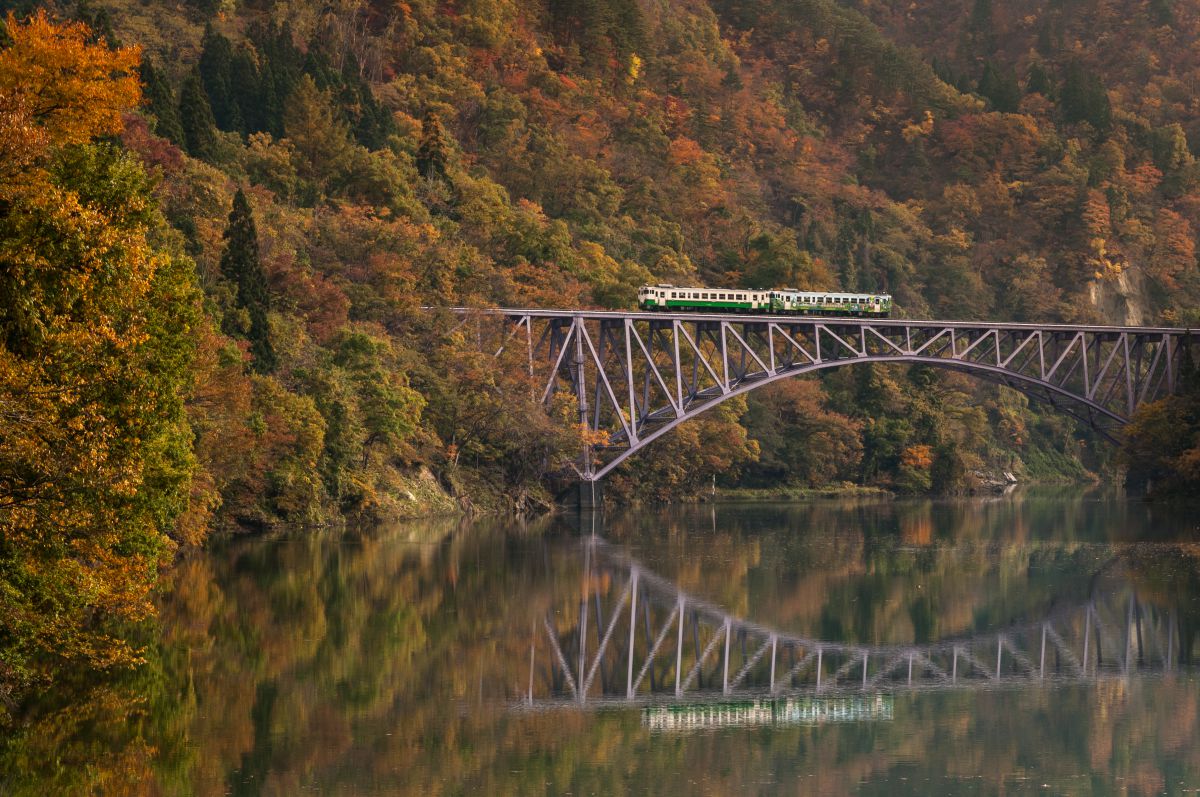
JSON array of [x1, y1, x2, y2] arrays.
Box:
[[710, 484, 896, 502]]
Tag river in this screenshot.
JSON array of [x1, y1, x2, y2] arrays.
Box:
[[6, 488, 1200, 795]]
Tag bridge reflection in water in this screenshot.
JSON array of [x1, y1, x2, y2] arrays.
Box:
[[521, 538, 1192, 718]]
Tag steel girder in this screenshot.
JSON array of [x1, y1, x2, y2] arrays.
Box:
[[522, 538, 1191, 710], [458, 310, 1193, 481]]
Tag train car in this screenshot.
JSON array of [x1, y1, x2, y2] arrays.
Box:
[[637, 285, 892, 317]]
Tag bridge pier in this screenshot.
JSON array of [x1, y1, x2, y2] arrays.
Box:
[[578, 479, 604, 510]]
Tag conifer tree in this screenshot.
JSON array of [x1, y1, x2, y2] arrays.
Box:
[[966, 0, 996, 54], [978, 61, 1020, 113], [258, 60, 284, 137], [220, 188, 275, 373], [1151, 0, 1174, 26], [1026, 62, 1054, 98], [230, 47, 262, 135], [1061, 61, 1112, 133], [139, 57, 184, 143], [417, 111, 450, 180], [199, 24, 239, 132], [179, 67, 218, 159]]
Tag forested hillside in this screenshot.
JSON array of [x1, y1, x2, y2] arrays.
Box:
[[4, 0, 1200, 719], [25, 0, 1198, 514]]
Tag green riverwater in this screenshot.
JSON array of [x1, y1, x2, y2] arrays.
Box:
[[6, 488, 1200, 795]]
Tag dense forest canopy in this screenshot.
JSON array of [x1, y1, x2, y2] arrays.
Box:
[[3, 0, 1200, 723]]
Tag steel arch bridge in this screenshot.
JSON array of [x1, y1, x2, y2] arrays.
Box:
[[520, 538, 1194, 714], [459, 309, 1193, 483]]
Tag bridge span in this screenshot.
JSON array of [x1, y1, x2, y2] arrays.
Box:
[[456, 308, 1193, 486], [521, 538, 1193, 714]]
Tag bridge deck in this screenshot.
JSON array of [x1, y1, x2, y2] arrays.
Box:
[[449, 306, 1190, 335]]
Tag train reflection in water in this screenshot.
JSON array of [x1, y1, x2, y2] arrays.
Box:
[[643, 695, 894, 732]]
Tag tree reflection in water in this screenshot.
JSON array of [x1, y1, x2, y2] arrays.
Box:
[[3, 490, 1200, 795]]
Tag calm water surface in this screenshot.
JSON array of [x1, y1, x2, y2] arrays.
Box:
[[19, 489, 1200, 795]]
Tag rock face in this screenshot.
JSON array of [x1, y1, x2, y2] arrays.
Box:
[[971, 470, 1020, 494], [1088, 270, 1149, 327], [391, 467, 459, 518]]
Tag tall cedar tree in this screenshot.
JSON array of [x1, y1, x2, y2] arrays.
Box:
[[179, 67, 218, 159], [139, 57, 183, 143], [978, 61, 1020, 113], [230, 46, 262, 135], [1060, 61, 1112, 133], [1026, 62, 1054, 97], [220, 188, 276, 373], [199, 24, 239, 132]]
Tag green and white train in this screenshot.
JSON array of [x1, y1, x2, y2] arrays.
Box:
[[637, 285, 892, 317]]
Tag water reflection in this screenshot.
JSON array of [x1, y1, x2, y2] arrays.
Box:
[[524, 535, 1195, 712], [4, 490, 1200, 795]]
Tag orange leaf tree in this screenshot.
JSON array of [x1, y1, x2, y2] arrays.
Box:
[[0, 12, 199, 718]]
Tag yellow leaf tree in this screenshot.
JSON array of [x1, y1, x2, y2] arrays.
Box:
[[0, 12, 199, 719]]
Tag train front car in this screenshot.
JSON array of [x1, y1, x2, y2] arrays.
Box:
[[638, 285, 669, 311]]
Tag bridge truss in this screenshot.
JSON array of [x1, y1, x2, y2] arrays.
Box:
[[465, 309, 1192, 482], [521, 539, 1193, 711]]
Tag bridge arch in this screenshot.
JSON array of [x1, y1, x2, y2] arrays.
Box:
[[589, 354, 1130, 480]]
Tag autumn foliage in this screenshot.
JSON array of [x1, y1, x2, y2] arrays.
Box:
[[7, 0, 1200, 725], [0, 12, 196, 714]]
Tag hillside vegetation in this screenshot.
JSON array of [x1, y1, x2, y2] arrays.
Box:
[[3, 0, 1200, 716]]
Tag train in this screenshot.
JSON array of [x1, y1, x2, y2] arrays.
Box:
[[637, 285, 893, 317]]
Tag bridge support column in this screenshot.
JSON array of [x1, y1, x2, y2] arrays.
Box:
[[578, 479, 604, 510]]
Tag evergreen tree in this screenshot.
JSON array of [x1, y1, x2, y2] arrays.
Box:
[[199, 24, 240, 132], [932, 57, 958, 88], [220, 188, 275, 374], [1060, 61, 1112, 133], [977, 61, 1021, 113], [966, 0, 996, 55], [74, 0, 118, 47], [416, 111, 450, 181], [182, 0, 221, 17], [230, 46, 263, 134], [1150, 0, 1174, 26], [249, 21, 304, 137], [1026, 62, 1054, 98], [178, 68, 218, 159], [139, 57, 184, 144], [258, 60, 284, 138], [341, 55, 395, 150]]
